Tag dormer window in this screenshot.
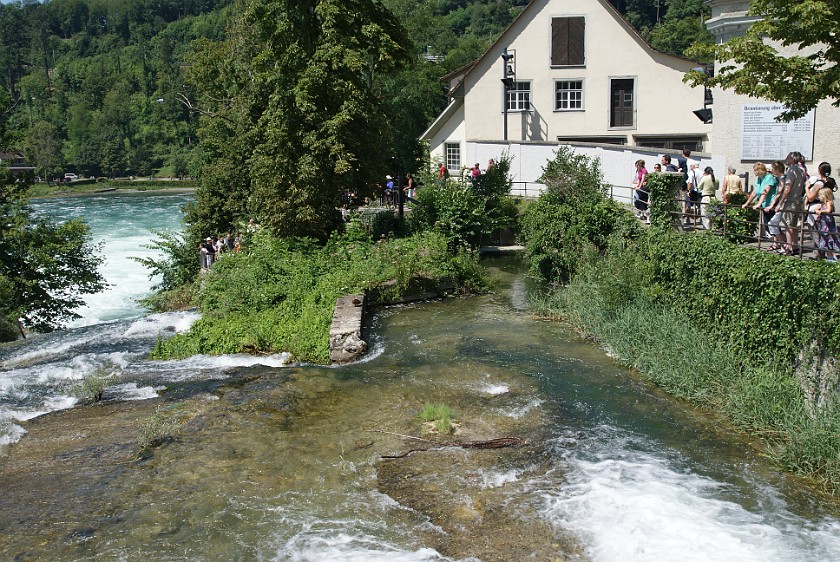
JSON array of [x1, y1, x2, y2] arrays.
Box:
[[551, 17, 585, 67]]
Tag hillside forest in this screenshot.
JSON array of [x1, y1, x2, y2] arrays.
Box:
[[0, 0, 711, 180]]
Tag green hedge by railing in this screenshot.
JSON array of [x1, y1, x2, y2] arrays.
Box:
[[646, 172, 683, 230], [649, 230, 840, 364]]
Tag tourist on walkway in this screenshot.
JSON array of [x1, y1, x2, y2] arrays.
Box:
[[814, 186, 840, 261], [743, 162, 777, 238], [766, 153, 806, 255], [721, 167, 743, 204], [683, 161, 700, 225], [804, 162, 832, 251], [633, 159, 649, 221], [384, 175, 395, 207], [404, 173, 416, 200], [471, 163, 481, 188], [661, 154, 678, 172], [698, 166, 719, 229], [438, 163, 449, 185]]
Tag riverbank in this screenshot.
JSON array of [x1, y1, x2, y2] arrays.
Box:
[[28, 180, 196, 199]]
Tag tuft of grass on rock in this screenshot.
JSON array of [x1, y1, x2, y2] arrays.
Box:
[[419, 403, 456, 434]]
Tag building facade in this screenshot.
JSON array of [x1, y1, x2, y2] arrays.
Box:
[[705, 0, 840, 177], [422, 0, 711, 181]]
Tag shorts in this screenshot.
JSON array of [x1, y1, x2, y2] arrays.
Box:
[[779, 199, 804, 230]]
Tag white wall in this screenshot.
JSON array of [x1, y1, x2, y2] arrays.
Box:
[[466, 141, 724, 201]]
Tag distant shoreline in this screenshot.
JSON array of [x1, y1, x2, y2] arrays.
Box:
[[30, 186, 196, 200]]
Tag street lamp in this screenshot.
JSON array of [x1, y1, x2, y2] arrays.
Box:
[[692, 66, 713, 124], [501, 48, 515, 141]]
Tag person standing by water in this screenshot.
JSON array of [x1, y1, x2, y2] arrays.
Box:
[[471, 163, 481, 188], [743, 162, 777, 239], [721, 166, 743, 204], [438, 163, 449, 186], [202, 237, 216, 269], [814, 185, 840, 261], [384, 175, 395, 207]]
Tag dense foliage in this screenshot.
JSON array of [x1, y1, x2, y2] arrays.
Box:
[[0, 174, 105, 336], [183, 0, 414, 241], [151, 229, 485, 363], [521, 146, 642, 283], [407, 155, 518, 248]]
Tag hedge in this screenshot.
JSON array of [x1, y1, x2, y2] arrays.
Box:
[[648, 230, 840, 364]]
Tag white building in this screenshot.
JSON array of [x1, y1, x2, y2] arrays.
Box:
[[421, 0, 714, 192], [705, 0, 840, 178]]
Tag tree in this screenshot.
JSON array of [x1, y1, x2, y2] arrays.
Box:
[[24, 121, 63, 178], [185, 0, 413, 241], [686, 0, 840, 121], [0, 173, 106, 337]]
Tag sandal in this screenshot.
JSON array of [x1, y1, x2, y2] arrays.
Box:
[[768, 243, 780, 251]]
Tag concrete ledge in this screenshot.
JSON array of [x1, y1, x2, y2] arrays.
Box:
[[329, 294, 367, 364]]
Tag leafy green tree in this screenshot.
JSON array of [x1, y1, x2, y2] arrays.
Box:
[[0, 175, 106, 336], [186, 0, 413, 241], [686, 0, 840, 121], [24, 121, 63, 178]]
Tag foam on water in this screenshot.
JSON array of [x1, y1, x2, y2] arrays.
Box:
[[109, 383, 161, 401], [481, 383, 510, 396], [538, 430, 840, 562], [275, 530, 464, 562], [472, 468, 521, 489]]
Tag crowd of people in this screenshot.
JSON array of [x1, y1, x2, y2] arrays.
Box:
[[742, 153, 838, 260], [632, 149, 839, 260], [198, 219, 259, 269]]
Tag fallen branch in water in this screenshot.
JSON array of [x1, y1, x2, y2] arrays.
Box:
[[377, 436, 527, 460]]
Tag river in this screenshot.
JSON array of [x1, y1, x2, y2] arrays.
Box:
[[0, 192, 839, 561]]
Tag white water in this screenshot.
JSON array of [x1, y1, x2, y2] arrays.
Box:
[[0, 193, 293, 449], [2, 194, 840, 560], [535, 427, 840, 562]]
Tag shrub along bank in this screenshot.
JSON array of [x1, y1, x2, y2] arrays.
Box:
[[150, 228, 485, 364], [525, 148, 840, 492]]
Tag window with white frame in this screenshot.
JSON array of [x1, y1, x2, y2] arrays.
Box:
[[555, 80, 583, 110], [505, 81, 531, 111], [445, 143, 461, 172]]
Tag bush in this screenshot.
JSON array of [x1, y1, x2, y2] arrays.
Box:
[[647, 230, 840, 365], [408, 155, 518, 249], [707, 192, 759, 243], [646, 172, 683, 230], [522, 147, 642, 282]]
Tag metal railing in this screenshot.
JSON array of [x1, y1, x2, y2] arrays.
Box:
[[665, 194, 838, 259]]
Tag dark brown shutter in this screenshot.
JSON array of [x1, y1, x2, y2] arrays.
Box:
[[552, 17, 585, 66], [551, 17, 568, 66], [568, 17, 585, 66]]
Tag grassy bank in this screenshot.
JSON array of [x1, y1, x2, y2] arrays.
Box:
[[523, 148, 840, 493], [151, 229, 485, 364], [532, 244, 840, 492]]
